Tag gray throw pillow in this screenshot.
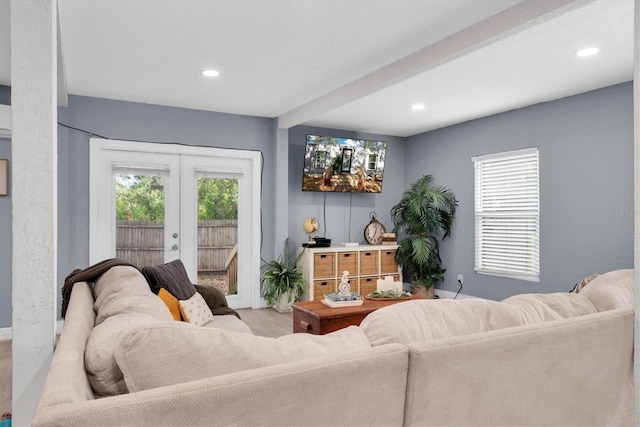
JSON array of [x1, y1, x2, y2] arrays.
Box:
[[142, 259, 196, 300]]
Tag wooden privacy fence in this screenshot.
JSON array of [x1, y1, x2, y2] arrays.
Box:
[[225, 244, 238, 295], [116, 219, 238, 271]]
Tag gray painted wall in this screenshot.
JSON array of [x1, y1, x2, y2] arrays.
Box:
[[406, 82, 634, 300], [0, 85, 10, 327], [288, 126, 406, 253]]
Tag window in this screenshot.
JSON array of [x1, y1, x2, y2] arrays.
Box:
[[472, 147, 540, 282], [315, 151, 326, 168], [367, 154, 378, 171]]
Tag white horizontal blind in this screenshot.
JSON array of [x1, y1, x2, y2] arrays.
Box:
[[473, 148, 540, 282]]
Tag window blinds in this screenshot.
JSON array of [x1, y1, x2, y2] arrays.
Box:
[[472, 148, 540, 282]]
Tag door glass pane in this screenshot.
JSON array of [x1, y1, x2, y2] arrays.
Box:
[[115, 174, 165, 268], [196, 176, 238, 295]]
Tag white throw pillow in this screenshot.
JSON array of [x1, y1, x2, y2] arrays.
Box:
[[178, 292, 214, 326], [115, 322, 372, 392]]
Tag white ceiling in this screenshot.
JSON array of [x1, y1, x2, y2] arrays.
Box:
[[0, 0, 634, 137]]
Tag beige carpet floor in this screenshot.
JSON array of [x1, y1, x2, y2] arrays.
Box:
[[0, 307, 294, 417]]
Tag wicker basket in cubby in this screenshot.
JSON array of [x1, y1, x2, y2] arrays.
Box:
[[380, 249, 398, 274], [337, 252, 358, 276], [313, 253, 335, 278], [359, 276, 378, 296], [313, 279, 335, 301], [359, 251, 378, 275]]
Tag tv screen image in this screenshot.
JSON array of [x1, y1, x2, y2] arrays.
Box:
[[302, 134, 387, 193]]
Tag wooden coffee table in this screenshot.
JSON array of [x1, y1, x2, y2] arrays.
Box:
[[292, 297, 426, 335]]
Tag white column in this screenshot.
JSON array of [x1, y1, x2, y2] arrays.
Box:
[[634, 0, 639, 426], [10, 0, 58, 425], [274, 128, 289, 256]]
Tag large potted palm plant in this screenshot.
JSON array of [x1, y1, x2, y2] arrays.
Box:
[[260, 239, 307, 313], [391, 175, 458, 298]]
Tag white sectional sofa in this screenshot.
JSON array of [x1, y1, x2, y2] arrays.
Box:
[[32, 266, 634, 426]]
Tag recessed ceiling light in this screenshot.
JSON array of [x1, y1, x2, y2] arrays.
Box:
[[202, 69, 220, 77], [411, 104, 425, 111], [575, 47, 599, 57]]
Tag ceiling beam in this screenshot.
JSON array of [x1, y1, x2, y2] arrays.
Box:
[[277, 0, 597, 130]]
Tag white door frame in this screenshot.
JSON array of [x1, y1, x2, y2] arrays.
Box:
[[90, 138, 262, 309]]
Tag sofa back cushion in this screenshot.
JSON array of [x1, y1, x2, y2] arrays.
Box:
[[85, 313, 161, 397], [115, 322, 372, 392], [578, 269, 634, 312], [360, 299, 525, 347], [86, 266, 173, 397], [94, 266, 172, 326], [501, 293, 597, 323]]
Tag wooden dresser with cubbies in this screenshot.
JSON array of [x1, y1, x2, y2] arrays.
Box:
[[297, 245, 402, 301]]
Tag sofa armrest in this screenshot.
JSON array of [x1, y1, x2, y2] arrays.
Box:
[[33, 343, 408, 427], [37, 282, 96, 408]]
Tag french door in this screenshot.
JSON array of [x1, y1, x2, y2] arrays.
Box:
[[90, 139, 262, 309]]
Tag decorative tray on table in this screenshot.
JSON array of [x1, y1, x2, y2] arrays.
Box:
[[365, 290, 412, 301]]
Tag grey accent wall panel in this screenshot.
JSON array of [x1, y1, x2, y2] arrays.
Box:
[[405, 82, 633, 300], [287, 126, 406, 256]]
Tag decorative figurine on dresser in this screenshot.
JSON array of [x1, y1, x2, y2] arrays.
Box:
[[322, 271, 363, 308], [338, 271, 351, 296]]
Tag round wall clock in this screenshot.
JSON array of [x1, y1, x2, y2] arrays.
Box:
[[364, 212, 386, 245]]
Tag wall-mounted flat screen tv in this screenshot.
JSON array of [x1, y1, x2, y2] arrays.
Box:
[[302, 134, 387, 193]]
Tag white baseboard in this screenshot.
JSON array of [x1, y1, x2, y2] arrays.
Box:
[[435, 288, 479, 300], [0, 320, 64, 340], [0, 327, 10, 341]]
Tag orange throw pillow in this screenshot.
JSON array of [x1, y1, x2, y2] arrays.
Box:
[[158, 288, 181, 321]]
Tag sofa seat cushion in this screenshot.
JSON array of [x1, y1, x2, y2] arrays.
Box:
[[578, 269, 634, 312], [115, 322, 371, 392], [203, 315, 253, 334], [360, 299, 525, 347], [93, 266, 173, 326], [501, 293, 597, 323], [87, 266, 173, 397]]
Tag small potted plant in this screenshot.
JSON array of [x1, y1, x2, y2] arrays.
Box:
[[261, 239, 307, 312], [390, 175, 457, 298]]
